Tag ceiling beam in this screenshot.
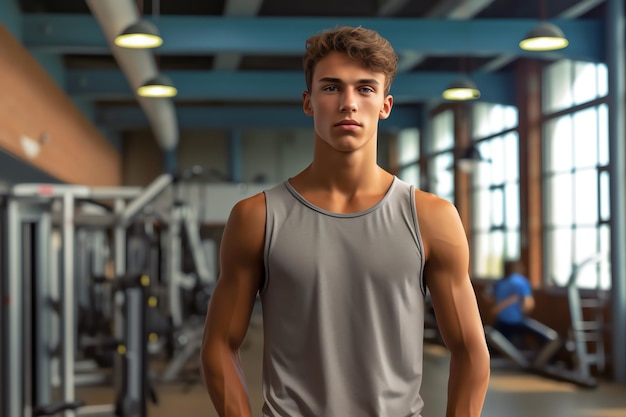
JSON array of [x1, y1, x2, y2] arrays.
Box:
[[23, 15, 603, 62], [214, 0, 264, 70], [377, 0, 411, 16], [0, 0, 22, 38], [396, 0, 496, 71], [67, 69, 515, 104]]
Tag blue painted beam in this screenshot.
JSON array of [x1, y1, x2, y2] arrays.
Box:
[[68, 69, 515, 105], [23, 15, 603, 62], [96, 105, 421, 130], [0, 0, 22, 38]]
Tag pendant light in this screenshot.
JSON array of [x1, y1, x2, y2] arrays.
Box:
[[519, 21, 569, 51], [115, 20, 163, 49], [519, 0, 569, 52], [137, 74, 177, 98], [442, 57, 481, 101], [457, 145, 490, 173], [442, 77, 481, 101]]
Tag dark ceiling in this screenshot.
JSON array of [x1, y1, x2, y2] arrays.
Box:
[[11, 0, 609, 142]]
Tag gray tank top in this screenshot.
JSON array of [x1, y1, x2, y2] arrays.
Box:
[[261, 177, 426, 417]]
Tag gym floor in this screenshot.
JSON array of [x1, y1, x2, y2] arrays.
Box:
[[75, 312, 626, 417]]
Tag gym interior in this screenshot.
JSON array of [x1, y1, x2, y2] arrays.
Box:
[[1, 0, 626, 416]]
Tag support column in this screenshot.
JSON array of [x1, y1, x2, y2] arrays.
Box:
[[516, 59, 543, 288], [607, 0, 626, 383], [454, 103, 472, 236]]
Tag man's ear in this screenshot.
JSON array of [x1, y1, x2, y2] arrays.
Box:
[[302, 91, 313, 116], [379, 94, 394, 120]]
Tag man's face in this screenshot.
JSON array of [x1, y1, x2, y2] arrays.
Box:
[[302, 51, 393, 153]]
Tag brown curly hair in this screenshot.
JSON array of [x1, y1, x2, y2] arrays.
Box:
[[303, 26, 398, 95]]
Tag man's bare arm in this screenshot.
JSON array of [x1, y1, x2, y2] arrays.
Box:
[[522, 295, 535, 314], [200, 194, 266, 417], [492, 294, 520, 315], [417, 192, 490, 417]]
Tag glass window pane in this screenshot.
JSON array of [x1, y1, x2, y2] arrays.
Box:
[[431, 110, 454, 152], [599, 170, 610, 221], [574, 169, 598, 225], [473, 188, 491, 231], [472, 103, 518, 137], [597, 63, 608, 97], [472, 103, 491, 137], [573, 108, 598, 169], [491, 187, 504, 226], [490, 231, 505, 268], [399, 164, 419, 187], [546, 228, 573, 286], [490, 137, 505, 183], [598, 104, 609, 166], [503, 133, 519, 181], [429, 153, 454, 202], [473, 147, 492, 187], [504, 106, 518, 129], [599, 225, 611, 289], [544, 60, 573, 113], [506, 232, 520, 260], [546, 173, 573, 226], [545, 116, 573, 172], [574, 227, 599, 289], [505, 183, 520, 228], [573, 62, 598, 105], [398, 128, 420, 164], [473, 232, 497, 278]]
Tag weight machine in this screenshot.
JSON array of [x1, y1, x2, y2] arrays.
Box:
[[0, 174, 173, 417]]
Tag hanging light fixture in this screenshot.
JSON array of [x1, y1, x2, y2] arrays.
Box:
[[519, 21, 569, 51], [457, 145, 490, 173], [442, 77, 481, 101], [137, 74, 177, 98], [115, 20, 163, 49], [520, 0, 569, 52]]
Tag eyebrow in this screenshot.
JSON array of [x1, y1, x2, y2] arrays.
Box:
[[318, 77, 380, 85]]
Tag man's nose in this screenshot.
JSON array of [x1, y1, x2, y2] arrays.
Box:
[[339, 91, 357, 112]]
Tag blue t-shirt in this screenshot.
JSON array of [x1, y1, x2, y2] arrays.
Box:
[[492, 272, 532, 323]]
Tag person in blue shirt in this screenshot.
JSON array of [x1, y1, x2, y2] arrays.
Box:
[[491, 260, 535, 346], [488, 259, 561, 363]]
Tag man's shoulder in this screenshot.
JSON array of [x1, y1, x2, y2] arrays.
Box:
[[508, 273, 531, 291], [413, 188, 455, 214], [230, 192, 267, 226]]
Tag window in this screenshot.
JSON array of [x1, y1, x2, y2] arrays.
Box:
[[427, 110, 454, 202], [469, 103, 519, 278], [544, 60, 608, 113], [543, 58, 609, 289], [543, 106, 610, 289], [397, 128, 420, 187]]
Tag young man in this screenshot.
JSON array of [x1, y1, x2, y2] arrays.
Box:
[[201, 26, 490, 417]]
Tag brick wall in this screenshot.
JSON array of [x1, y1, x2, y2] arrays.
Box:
[[0, 25, 120, 186]]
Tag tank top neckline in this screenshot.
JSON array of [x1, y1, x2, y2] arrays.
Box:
[[283, 176, 398, 218]]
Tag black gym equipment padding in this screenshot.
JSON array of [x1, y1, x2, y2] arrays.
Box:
[[33, 401, 85, 416], [114, 273, 157, 417]]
